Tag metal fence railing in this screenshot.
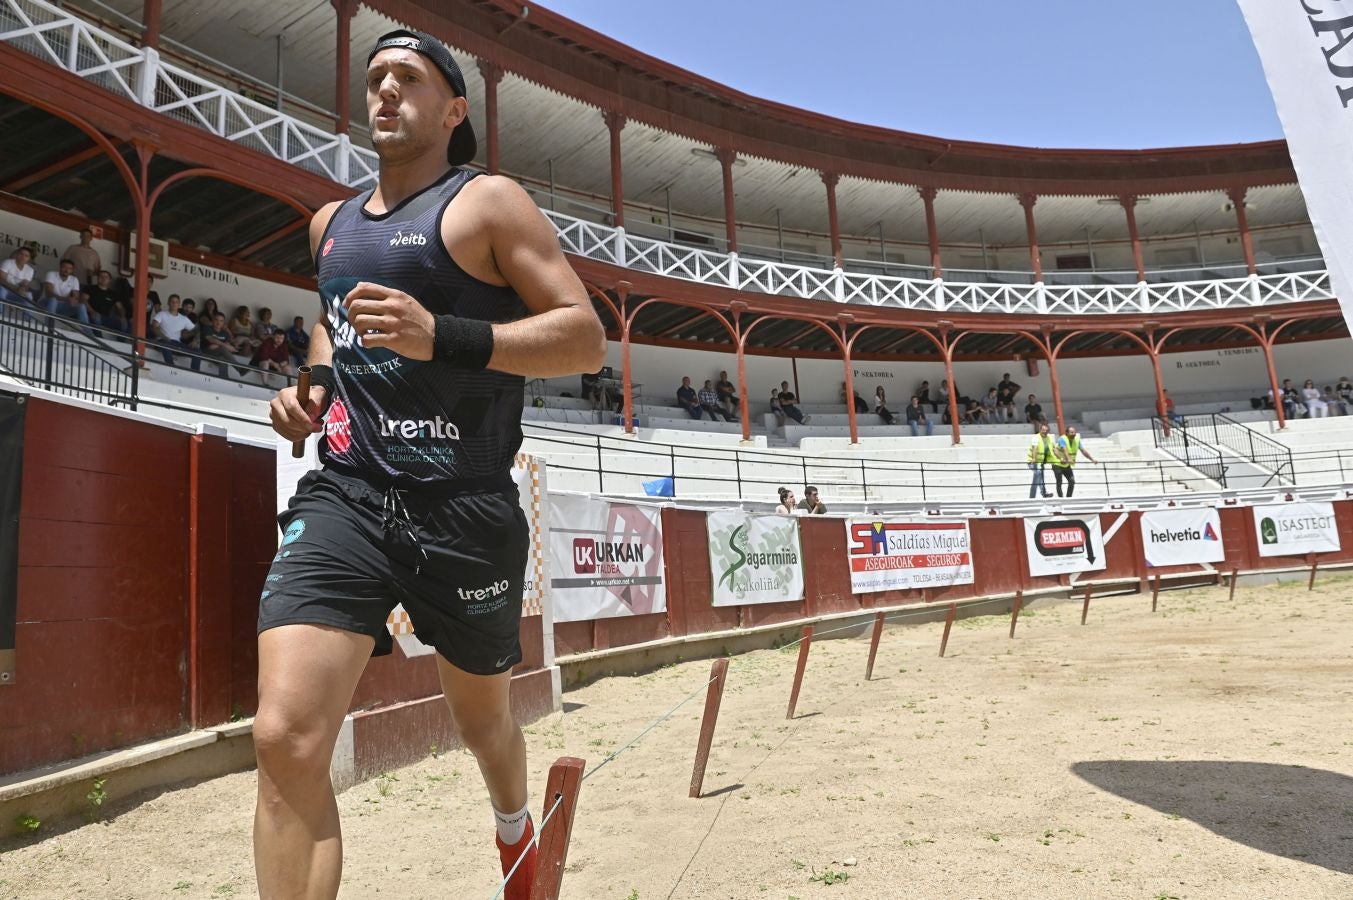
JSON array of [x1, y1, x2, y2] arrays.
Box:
[[1174, 412, 1296, 486], [1151, 415, 1230, 488]]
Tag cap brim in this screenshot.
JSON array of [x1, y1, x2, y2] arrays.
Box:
[[448, 118, 477, 166]]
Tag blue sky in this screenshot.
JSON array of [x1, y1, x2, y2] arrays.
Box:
[[539, 0, 1281, 149]]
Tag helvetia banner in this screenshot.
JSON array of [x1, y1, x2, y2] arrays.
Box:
[[1024, 515, 1107, 577], [1140, 507, 1226, 567], [548, 493, 666, 622], [844, 518, 974, 594], [0, 393, 24, 685], [1252, 502, 1341, 557], [707, 510, 804, 606], [1237, 1, 1353, 332]]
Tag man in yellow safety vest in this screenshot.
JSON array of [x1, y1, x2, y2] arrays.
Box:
[[1027, 422, 1056, 499], [1049, 424, 1098, 498]]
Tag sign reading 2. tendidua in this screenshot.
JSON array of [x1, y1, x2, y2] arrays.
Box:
[[707, 510, 804, 606], [1024, 515, 1107, 577], [548, 493, 666, 622], [1252, 502, 1341, 557], [844, 518, 973, 593]]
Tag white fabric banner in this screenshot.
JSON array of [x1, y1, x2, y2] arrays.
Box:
[[843, 518, 974, 593], [1140, 508, 1226, 567], [1237, 1, 1353, 331], [1252, 501, 1342, 557], [1023, 515, 1107, 577], [707, 510, 804, 606], [547, 494, 666, 623]]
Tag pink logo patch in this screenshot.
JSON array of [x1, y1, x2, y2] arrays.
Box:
[[322, 237, 335, 257], [325, 397, 352, 454]]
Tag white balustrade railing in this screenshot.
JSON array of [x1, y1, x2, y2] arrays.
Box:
[[2, 0, 1338, 316]]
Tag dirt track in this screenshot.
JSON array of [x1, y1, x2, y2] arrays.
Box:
[[3, 575, 1352, 899]]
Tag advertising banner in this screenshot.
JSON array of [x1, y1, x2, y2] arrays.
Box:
[[0, 392, 24, 685], [707, 510, 804, 606], [1024, 515, 1107, 577], [1140, 507, 1226, 567], [843, 518, 974, 593], [547, 493, 666, 623], [1252, 502, 1341, 557], [1237, 1, 1353, 332]]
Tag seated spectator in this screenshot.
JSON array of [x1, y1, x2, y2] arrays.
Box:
[[145, 297, 162, 334], [44, 259, 96, 327], [774, 487, 797, 515], [1163, 389, 1184, 426], [1024, 393, 1047, 430], [179, 299, 201, 350], [1280, 378, 1301, 418], [1302, 379, 1328, 418], [113, 272, 157, 318], [938, 378, 952, 412], [252, 306, 280, 344], [252, 331, 293, 384], [769, 387, 786, 427], [874, 385, 895, 425], [980, 388, 1000, 423], [778, 381, 809, 424], [285, 316, 310, 367], [1335, 376, 1353, 416], [915, 379, 938, 413], [1322, 385, 1341, 415], [151, 294, 200, 370], [0, 247, 36, 306], [200, 311, 239, 377], [700, 379, 735, 422], [716, 370, 739, 418], [581, 370, 608, 411], [199, 298, 220, 326], [677, 376, 702, 419], [851, 389, 869, 414], [797, 485, 827, 515], [85, 270, 127, 333], [61, 228, 101, 288], [963, 398, 985, 424], [229, 306, 259, 354], [905, 395, 934, 436]]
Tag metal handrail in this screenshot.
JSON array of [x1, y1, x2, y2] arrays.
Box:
[[1149, 415, 1228, 488], [1177, 411, 1296, 486]]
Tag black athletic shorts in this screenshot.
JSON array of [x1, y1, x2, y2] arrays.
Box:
[[257, 468, 529, 676]]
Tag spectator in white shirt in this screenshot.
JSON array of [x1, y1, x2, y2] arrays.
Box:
[[151, 294, 200, 370], [43, 259, 94, 325], [0, 247, 35, 305], [1301, 379, 1328, 418]]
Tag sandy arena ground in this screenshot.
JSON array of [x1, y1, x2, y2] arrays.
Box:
[[2, 576, 1352, 899]]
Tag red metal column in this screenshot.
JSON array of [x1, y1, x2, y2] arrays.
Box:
[[603, 110, 626, 227], [1257, 322, 1287, 429], [841, 320, 859, 444], [715, 147, 738, 253], [332, 0, 357, 133], [1020, 193, 1043, 281], [940, 323, 961, 444], [141, 0, 162, 48], [822, 171, 843, 267], [1121, 194, 1145, 281], [736, 320, 751, 442], [1146, 335, 1171, 438], [1042, 326, 1065, 433], [131, 143, 152, 362], [478, 60, 503, 174], [1229, 186, 1257, 275], [920, 185, 941, 278], [618, 284, 634, 435]]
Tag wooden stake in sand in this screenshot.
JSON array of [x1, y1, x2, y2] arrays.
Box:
[[1151, 574, 1161, 613], [689, 658, 729, 799], [1308, 553, 1319, 591], [1228, 567, 1239, 602], [938, 602, 957, 657], [864, 611, 886, 681], [785, 626, 813, 720], [1008, 590, 1023, 639], [1081, 585, 1092, 626], [531, 757, 585, 900]]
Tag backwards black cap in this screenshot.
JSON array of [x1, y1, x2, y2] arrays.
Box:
[[367, 29, 477, 167]]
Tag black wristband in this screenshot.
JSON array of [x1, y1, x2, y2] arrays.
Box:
[[306, 364, 336, 395], [433, 315, 494, 370]]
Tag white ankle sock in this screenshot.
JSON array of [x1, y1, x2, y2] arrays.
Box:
[[494, 801, 530, 845]]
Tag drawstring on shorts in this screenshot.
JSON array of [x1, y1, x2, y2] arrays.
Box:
[[383, 485, 429, 575]]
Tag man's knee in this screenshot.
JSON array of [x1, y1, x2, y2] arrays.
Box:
[[253, 705, 339, 784], [454, 706, 516, 758]]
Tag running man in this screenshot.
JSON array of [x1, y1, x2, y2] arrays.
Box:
[[257, 29, 605, 900]]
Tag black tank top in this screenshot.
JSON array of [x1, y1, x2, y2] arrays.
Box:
[[314, 169, 527, 486]]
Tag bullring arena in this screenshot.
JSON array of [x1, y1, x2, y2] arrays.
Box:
[[0, 1, 1351, 898]]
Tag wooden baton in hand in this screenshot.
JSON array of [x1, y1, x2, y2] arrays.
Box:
[[291, 365, 312, 459]]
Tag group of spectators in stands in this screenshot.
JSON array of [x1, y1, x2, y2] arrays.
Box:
[[1, 229, 311, 384], [773, 485, 828, 515], [832, 372, 1053, 436], [675, 371, 747, 423], [1268, 377, 1353, 419]]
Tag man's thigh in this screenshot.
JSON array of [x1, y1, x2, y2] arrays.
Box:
[[257, 623, 374, 740]]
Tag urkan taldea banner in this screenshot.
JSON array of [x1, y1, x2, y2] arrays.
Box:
[[547, 493, 666, 623], [843, 518, 974, 593], [1237, 1, 1353, 332], [0, 392, 25, 685]]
